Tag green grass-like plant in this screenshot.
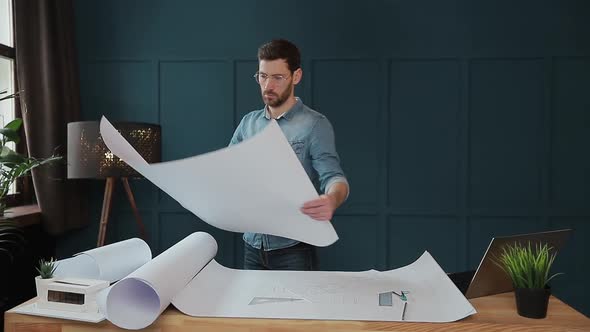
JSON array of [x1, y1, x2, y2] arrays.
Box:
[[36, 257, 58, 279], [493, 242, 562, 289]]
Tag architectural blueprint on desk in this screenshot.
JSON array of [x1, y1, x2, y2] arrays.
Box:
[[42, 232, 475, 330]]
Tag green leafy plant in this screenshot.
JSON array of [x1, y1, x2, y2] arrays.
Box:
[[0, 90, 60, 267], [493, 242, 562, 289], [0, 89, 61, 215], [36, 257, 58, 279]]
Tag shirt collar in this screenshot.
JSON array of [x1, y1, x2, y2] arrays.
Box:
[[264, 97, 303, 120]]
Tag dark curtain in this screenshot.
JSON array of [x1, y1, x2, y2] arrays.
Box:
[[14, 0, 88, 235]]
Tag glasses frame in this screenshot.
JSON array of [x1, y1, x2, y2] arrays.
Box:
[[253, 72, 292, 85]]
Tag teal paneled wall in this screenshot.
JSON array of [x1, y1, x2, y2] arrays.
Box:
[[469, 59, 545, 208], [60, 0, 590, 316], [389, 60, 460, 210]]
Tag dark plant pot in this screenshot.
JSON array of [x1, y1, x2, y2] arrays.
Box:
[[514, 287, 550, 319]]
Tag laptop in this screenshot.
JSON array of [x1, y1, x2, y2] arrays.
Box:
[[449, 229, 572, 299]]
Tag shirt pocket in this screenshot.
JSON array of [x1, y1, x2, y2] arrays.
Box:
[[289, 140, 305, 160]]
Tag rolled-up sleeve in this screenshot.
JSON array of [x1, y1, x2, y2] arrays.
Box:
[[309, 116, 349, 198]]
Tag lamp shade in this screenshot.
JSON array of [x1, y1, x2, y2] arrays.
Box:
[[67, 121, 161, 179]]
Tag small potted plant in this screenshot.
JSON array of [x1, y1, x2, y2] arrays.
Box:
[[35, 258, 58, 300], [494, 241, 562, 319]]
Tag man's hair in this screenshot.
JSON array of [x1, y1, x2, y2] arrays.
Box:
[[257, 39, 301, 73]]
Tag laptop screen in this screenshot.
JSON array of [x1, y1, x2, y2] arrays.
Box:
[[465, 229, 572, 299]]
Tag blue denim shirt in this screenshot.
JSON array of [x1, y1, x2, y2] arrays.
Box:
[[229, 98, 349, 251]]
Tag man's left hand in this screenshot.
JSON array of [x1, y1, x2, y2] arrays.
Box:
[[301, 194, 336, 221]]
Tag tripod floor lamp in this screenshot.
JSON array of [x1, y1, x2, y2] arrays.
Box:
[[67, 121, 161, 247]]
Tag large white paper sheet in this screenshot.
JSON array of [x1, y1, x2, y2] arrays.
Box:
[[99, 116, 338, 247], [172, 252, 476, 322], [365, 254, 477, 321]]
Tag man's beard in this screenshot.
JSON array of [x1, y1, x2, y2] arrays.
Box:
[[262, 82, 292, 107]]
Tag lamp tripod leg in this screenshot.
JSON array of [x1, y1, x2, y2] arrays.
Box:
[[97, 177, 115, 247], [121, 177, 148, 241]]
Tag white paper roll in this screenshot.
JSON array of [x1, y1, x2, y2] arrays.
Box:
[[55, 238, 152, 283], [100, 232, 217, 329]]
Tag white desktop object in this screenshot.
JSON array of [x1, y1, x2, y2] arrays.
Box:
[[37, 278, 109, 313]]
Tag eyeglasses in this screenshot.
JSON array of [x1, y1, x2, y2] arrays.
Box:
[[253, 72, 291, 85]]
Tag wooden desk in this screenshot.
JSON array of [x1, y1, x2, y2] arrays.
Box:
[[5, 293, 590, 332]]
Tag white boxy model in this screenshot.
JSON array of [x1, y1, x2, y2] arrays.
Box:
[[37, 278, 109, 313]]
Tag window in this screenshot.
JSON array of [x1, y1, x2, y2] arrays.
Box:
[[0, 0, 12, 47], [0, 55, 16, 127], [0, 0, 19, 198], [0, 0, 15, 127]]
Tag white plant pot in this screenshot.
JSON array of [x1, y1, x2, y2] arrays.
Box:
[[35, 276, 55, 301]]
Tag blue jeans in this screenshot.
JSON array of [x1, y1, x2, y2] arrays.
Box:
[[244, 242, 318, 271]]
